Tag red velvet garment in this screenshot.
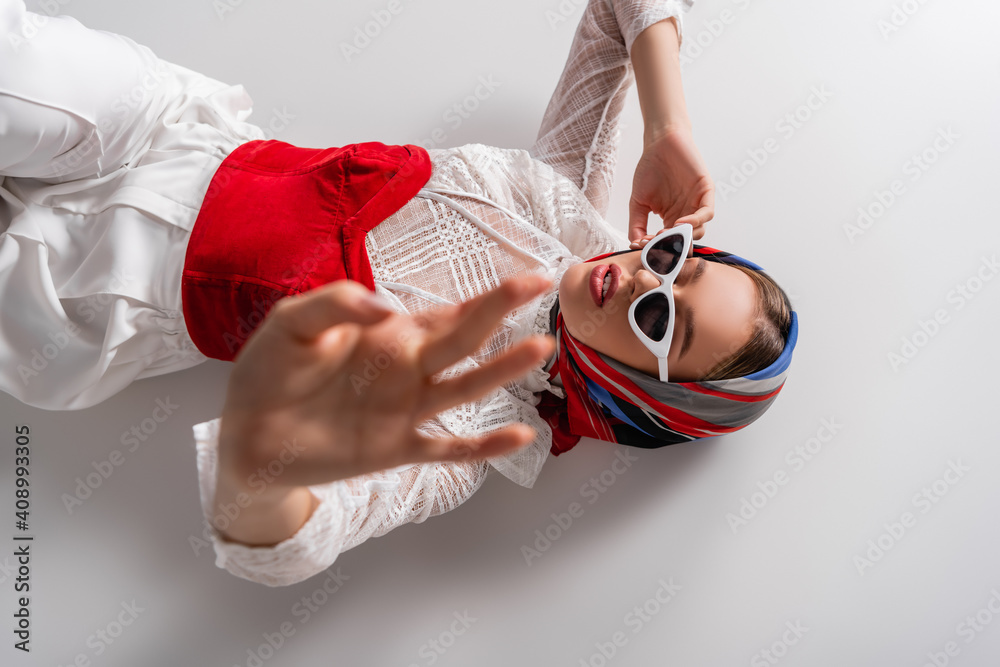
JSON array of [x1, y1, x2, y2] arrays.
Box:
[[181, 139, 432, 361]]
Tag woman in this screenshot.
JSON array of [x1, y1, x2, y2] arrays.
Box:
[[0, 0, 798, 586]]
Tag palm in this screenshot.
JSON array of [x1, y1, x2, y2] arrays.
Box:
[[228, 321, 416, 482], [216, 278, 554, 490]]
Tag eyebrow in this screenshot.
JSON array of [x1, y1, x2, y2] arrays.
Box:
[[678, 258, 706, 361]]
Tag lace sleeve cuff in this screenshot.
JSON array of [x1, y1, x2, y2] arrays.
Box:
[[192, 418, 348, 587]]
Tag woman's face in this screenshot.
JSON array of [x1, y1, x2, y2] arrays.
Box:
[[557, 250, 758, 382]]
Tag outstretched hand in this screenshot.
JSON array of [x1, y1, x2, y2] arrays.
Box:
[[628, 127, 715, 245], [216, 275, 556, 494]]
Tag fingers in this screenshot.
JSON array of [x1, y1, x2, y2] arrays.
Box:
[[411, 423, 537, 465], [674, 200, 714, 230], [674, 206, 711, 230], [274, 280, 396, 343], [629, 233, 656, 250], [628, 198, 652, 244], [671, 215, 707, 241], [314, 324, 365, 365], [673, 188, 715, 237], [701, 185, 716, 220], [630, 225, 702, 251], [417, 335, 556, 421], [419, 274, 552, 377]]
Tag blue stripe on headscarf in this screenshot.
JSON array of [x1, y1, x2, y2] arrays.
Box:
[[701, 249, 796, 382], [711, 251, 765, 272], [744, 311, 798, 380], [584, 375, 651, 435]]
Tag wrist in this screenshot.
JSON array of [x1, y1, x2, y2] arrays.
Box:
[[212, 460, 315, 546], [213, 415, 315, 546], [213, 444, 294, 529], [214, 484, 317, 547], [643, 120, 692, 147]]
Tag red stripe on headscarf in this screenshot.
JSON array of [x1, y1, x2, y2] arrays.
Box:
[[561, 330, 717, 433], [559, 320, 729, 438]]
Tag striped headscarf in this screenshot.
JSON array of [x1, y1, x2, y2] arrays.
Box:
[[537, 243, 799, 455]]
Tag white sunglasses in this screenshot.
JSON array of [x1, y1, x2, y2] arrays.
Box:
[[627, 223, 694, 382]]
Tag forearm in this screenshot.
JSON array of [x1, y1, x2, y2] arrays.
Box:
[[630, 17, 691, 144]]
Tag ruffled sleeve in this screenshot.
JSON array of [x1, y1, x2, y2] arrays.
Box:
[[192, 417, 490, 587]]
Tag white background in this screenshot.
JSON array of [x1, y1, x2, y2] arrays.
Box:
[[3, 0, 1000, 665]]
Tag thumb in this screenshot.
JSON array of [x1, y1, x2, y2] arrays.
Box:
[[274, 280, 396, 343], [628, 198, 652, 244]]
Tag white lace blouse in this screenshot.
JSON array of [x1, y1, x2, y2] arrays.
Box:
[[0, 0, 692, 585]]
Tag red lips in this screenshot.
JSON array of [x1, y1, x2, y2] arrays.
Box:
[[590, 264, 621, 307]]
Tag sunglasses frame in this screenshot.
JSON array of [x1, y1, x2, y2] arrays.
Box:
[[627, 223, 694, 382]]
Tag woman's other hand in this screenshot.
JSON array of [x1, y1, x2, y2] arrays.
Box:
[[217, 275, 555, 491], [628, 126, 715, 245], [210, 275, 555, 547]]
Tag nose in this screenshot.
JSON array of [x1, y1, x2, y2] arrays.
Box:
[[630, 258, 697, 302], [630, 268, 664, 302]]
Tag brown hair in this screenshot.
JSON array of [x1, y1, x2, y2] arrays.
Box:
[[699, 264, 793, 381]]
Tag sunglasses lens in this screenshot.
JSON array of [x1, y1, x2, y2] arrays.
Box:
[[645, 233, 685, 275], [634, 292, 672, 342]]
